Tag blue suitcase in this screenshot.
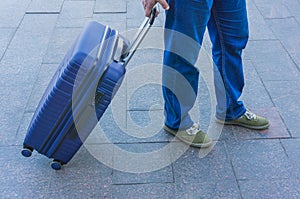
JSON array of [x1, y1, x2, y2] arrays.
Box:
[[21, 9, 157, 170]]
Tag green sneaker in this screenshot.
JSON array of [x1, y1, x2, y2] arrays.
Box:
[[216, 110, 270, 130], [163, 123, 212, 148]]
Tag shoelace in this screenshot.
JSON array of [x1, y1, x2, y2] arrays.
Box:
[[244, 110, 257, 120], [186, 123, 200, 135]]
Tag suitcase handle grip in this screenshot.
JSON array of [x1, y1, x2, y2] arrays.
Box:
[[122, 6, 158, 66], [149, 7, 157, 25]]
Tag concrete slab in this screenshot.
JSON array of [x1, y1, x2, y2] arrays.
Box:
[[25, 64, 58, 112], [175, 180, 241, 199], [247, 2, 276, 40], [112, 183, 175, 198], [171, 141, 236, 183], [244, 40, 300, 81], [266, 17, 300, 70], [0, 14, 58, 87], [0, 0, 31, 28], [56, 1, 95, 28], [93, 13, 127, 32], [226, 139, 292, 180], [239, 178, 300, 199], [281, 138, 300, 178], [241, 60, 274, 109], [0, 86, 32, 146], [113, 142, 173, 175], [43, 27, 82, 64], [0, 28, 15, 60], [26, 0, 64, 14], [0, 0, 300, 197], [264, 80, 300, 137], [252, 0, 292, 19], [94, 0, 126, 13]]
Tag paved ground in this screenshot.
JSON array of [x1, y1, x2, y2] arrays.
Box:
[[1, 0, 300, 198]]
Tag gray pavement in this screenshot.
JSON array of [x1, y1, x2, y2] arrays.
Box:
[[1, 0, 300, 198]]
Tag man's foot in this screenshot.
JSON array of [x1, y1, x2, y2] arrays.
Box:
[[216, 110, 270, 130], [163, 123, 212, 148]]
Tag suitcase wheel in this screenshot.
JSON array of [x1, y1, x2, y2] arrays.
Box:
[[21, 147, 33, 157], [51, 160, 63, 170]]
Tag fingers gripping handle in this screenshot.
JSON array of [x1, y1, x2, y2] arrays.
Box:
[[149, 6, 157, 25], [122, 6, 158, 66]]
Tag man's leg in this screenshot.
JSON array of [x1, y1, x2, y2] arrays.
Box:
[[163, 0, 212, 130], [207, 0, 248, 121], [208, 0, 269, 129]]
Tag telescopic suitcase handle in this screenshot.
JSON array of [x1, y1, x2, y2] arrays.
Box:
[[122, 6, 158, 66]]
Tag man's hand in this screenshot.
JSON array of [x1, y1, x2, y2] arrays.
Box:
[[142, 0, 169, 17]]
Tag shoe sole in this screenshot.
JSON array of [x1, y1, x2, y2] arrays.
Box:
[[163, 126, 212, 148], [215, 118, 270, 130]]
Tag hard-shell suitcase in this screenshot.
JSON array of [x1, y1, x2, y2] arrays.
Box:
[[21, 8, 157, 170]]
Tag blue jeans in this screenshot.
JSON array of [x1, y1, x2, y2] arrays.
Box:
[[162, 0, 248, 130]]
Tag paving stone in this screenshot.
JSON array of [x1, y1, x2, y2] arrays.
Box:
[[281, 138, 300, 178], [0, 86, 32, 146], [95, 107, 142, 144], [264, 80, 300, 99], [0, 115, 23, 146], [225, 139, 292, 180], [266, 17, 300, 69], [252, 0, 292, 19], [126, 0, 144, 19], [83, 143, 114, 170], [56, 1, 95, 28], [240, 60, 274, 109], [127, 0, 166, 29], [231, 107, 290, 140], [126, 47, 164, 69], [126, 110, 172, 142], [210, 124, 236, 141], [26, 0, 64, 14], [48, 172, 111, 198], [126, 55, 163, 111], [88, 116, 171, 144], [0, 85, 31, 117], [94, 0, 126, 13], [1, 0, 300, 197], [127, 83, 163, 111], [0, 28, 15, 59], [0, 147, 52, 198], [113, 143, 174, 177], [0, 14, 58, 87], [264, 80, 300, 137], [244, 40, 300, 81], [176, 180, 241, 199], [239, 178, 300, 199], [112, 183, 175, 198], [94, 109, 172, 143], [0, 183, 49, 199], [0, 0, 31, 28], [247, 3, 276, 40], [85, 123, 114, 144], [113, 166, 173, 185], [48, 146, 113, 185], [171, 141, 236, 183], [15, 112, 33, 146], [283, 0, 300, 24], [43, 27, 82, 64], [26, 64, 58, 112], [93, 13, 127, 32]]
